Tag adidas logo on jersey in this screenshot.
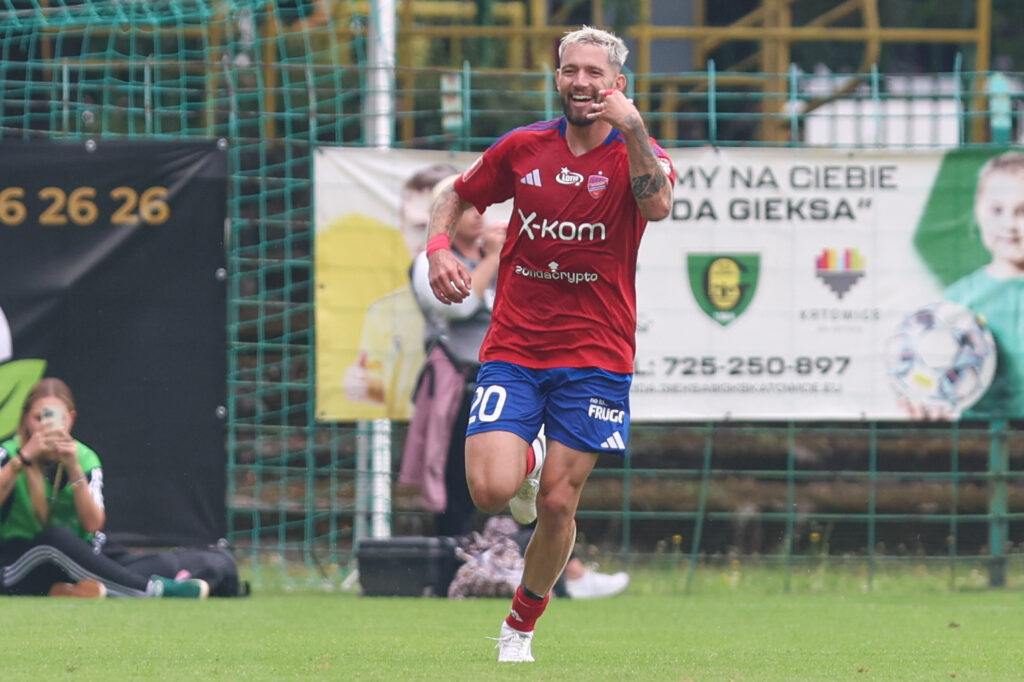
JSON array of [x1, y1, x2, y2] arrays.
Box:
[[520, 169, 542, 187], [600, 431, 626, 450]]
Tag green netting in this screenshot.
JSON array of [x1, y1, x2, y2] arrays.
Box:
[[3, 1, 1022, 590], [0, 0, 375, 588]]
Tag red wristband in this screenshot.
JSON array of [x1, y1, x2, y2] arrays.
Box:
[[426, 234, 450, 257]]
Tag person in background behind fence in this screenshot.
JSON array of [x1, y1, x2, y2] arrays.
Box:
[[425, 26, 673, 662], [401, 174, 505, 538], [0, 378, 211, 598]]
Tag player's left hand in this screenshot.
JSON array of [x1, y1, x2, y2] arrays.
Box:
[[587, 88, 639, 129]]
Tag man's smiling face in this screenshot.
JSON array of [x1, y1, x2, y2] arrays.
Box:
[[556, 43, 621, 128]]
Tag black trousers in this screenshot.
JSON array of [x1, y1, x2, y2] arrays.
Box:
[[0, 525, 149, 596]]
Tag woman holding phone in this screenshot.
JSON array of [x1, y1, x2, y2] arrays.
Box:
[[16, 380, 105, 540], [0, 378, 209, 598]]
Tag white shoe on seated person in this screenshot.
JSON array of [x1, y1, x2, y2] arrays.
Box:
[[565, 566, 630, 599], [509, 428, 546, 525]]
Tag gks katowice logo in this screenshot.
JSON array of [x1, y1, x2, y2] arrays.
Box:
[[687, 254, 760, 327]]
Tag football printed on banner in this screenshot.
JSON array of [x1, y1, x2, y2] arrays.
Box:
[[687, 254, 760, 327], [885, 301, 997, 414]]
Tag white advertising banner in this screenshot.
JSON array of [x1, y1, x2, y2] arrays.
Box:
[[316, 146, 1021, 422], [636, 147, 1018, 421]]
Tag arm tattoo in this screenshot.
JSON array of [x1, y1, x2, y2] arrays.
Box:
[[430, 187, 461, 238], [631, 170, 667, 200]]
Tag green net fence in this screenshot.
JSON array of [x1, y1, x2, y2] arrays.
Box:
[[1, 0, 373, 587], [3, 0, 1024, 590]]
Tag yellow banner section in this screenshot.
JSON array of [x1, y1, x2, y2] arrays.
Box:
[[314, 148, 485, 421]]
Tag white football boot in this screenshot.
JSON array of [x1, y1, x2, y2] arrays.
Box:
[[495, 622, 535, 662], [509, 427, 546, 525]]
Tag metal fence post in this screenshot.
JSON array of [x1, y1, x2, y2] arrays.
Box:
[[988, 71, 1011, 144], [707, 59, 717, 145], [988, 418, 1008, 587], [868, 421, 878, 590], [685, 422, 714, 594], [948, 421, 960, 590], [621, 441, 632, 559], [784, 421, 795, 592]]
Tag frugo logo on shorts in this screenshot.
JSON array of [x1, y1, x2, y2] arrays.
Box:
[[588, 400, 625, 424], [516, 209, 606, 242]]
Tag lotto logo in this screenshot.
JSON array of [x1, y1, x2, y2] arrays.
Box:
[[556, 167, 584, 186]]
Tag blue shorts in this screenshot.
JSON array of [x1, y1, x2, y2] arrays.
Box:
[[466, 361, 633, 455]]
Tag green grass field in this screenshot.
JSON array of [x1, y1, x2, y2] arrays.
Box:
[[9, 568, 1024, 681]]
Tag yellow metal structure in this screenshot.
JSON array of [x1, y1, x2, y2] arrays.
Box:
[[371, 0, 994, 144], [35, 0, 995, 143]]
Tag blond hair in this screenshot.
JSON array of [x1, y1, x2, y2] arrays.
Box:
[[558, 25, 629, 72], [977, 151, 1024, 198], [429, 173, 461, 210]]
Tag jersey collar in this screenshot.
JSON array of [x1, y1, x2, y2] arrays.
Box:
[[556, 116, 623, 146]]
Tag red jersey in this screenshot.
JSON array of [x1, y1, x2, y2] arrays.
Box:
[[454, 117, 675, 374]]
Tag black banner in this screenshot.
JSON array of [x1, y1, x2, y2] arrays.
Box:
[[0, 139, 227, 546]]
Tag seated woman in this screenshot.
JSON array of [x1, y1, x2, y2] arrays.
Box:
[[0, 378, 208, 597]]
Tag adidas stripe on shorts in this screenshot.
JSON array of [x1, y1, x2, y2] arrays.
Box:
[[465, 360, 632, 455]]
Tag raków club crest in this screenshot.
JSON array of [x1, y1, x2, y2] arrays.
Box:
[[587, 174, 609, 198], [687, 254, 760, 327]]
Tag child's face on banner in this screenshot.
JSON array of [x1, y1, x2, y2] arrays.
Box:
[[976, 168, 1024, 269]]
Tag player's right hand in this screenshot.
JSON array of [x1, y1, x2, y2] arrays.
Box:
[[428, 248, 472, 305]]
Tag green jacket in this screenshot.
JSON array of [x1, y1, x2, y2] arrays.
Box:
[[0, 437, 103, 542]]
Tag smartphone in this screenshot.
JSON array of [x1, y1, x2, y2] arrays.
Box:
[[40, 405, 66, 430]]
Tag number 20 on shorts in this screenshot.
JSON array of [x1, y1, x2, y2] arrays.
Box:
[[469, 385, 508, 424]]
